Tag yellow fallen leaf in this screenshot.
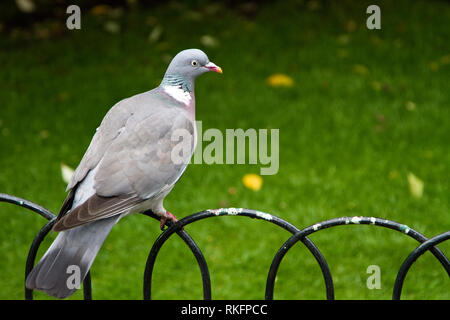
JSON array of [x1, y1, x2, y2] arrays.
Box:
[[266, 74, 294, 87], [148, 25, 163, 43], [39, 129, 49, 139], [429, 61, 439, 71], [16, 0, 35, 13], [440, 54, 450, 65], [371, 81, 382, 91], [405, 101, 416, 111], [104, 21, 121, 34], [345, 20, 357, 32], [407, 172, 424, 198], [91, 4, 112, 16], [61, 163, 74, 185], [242, 174, 263, 191], [200, 35, 219, 48], [353, 64, 369, 76], [336, 34, 350, 45]]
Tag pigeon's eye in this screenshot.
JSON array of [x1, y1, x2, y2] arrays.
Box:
[[191, 60, 198, 67]]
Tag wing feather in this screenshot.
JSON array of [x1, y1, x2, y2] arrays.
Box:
[[53, 194, 141, 231]]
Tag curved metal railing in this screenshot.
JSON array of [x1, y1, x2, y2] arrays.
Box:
[[0, 193, 448, 300]]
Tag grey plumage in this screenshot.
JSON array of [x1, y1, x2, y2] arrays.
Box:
[[53, 92, 195, 231], [25, 49, 222, 298], [26, 216, 119, 299]]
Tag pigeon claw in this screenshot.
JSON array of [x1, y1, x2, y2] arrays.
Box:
[[160, 211, 179, 230]]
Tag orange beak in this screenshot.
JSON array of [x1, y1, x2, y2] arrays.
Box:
[[204, 62, 223, 74]]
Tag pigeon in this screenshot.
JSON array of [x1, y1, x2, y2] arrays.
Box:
[[25, 49, 222, 299]]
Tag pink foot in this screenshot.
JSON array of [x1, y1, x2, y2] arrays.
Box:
[[160, 211, 179, 230]]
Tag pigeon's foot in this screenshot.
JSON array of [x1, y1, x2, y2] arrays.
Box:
[[160, 211, 179, 230]]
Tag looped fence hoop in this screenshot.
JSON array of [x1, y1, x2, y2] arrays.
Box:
[[1, 193, 448, 300], [143, 208, 334, 300]]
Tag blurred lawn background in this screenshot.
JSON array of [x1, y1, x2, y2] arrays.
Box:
[[0, 0, 449, 299]]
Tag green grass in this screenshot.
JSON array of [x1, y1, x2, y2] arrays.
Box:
[[0, 0, 449, 300]]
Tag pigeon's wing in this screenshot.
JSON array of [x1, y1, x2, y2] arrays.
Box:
[[53, 105, 195, 231], [56, 92, 154, 223], [66, 91, 158, 192], [53, 193, 141, 231]]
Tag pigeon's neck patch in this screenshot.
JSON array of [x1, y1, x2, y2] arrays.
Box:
[[162, 85, 192, 105], [161, 74, 192, 92], [161, 74, 193, 105]]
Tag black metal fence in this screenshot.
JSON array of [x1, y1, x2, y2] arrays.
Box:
[[1, 193, 448, 300]]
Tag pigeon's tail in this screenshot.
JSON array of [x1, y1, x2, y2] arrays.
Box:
[[25, 215, 120, 299]]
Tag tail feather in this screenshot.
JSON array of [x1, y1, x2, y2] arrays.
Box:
[[26, 215, 120, 299]]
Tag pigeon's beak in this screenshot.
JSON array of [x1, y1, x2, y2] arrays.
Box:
[[204, 62, 223, 74]]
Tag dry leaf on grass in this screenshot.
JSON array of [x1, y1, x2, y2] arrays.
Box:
[[60, 163, 74, 185], [407, 172, 424, 198], [266, 74, 294, 87], [242, 174, 263, 191]]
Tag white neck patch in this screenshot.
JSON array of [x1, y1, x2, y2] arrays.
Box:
[[163, 85, 191, 105]]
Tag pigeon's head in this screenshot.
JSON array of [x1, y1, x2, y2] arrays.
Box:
[[164, 49, 222, 80]]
